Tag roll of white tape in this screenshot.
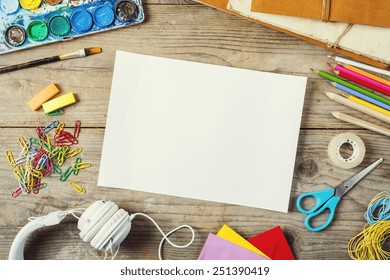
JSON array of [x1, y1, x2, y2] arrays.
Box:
[[327, 133, 366, 169]]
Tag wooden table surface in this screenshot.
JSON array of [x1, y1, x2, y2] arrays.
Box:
[[1, 0, 389, 260]]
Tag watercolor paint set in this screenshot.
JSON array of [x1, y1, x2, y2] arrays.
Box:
[[0, 0, 144, 54]]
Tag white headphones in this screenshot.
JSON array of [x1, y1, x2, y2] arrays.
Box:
[[9, 200, 195, 260]]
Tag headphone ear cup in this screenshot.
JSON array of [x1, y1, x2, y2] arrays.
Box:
[[90, 208, 130, 251], [103, 217, 132, 251], [78, 201, 119, 242]]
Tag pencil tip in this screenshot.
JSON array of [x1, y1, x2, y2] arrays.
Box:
[[326, 62, 335, 68], [84, 47, 102, 56], [327, 55, 335, 60], [328, 111, 334, 116], [311, 68, 319, 74]]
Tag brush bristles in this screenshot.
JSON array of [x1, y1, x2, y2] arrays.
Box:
[[84, 47, 102, 56]]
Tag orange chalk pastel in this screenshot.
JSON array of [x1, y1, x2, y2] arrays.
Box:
[[28, 83, 60, 111]]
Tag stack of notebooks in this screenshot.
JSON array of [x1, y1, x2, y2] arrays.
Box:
[[195, 0, 390, 69], [198, 224, 295, 260]]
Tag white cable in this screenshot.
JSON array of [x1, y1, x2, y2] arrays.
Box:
[[27, 208, 86, 222], [133, 212, 195, 260]]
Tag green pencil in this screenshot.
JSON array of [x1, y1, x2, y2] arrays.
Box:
[[311, 69, 390, 105]]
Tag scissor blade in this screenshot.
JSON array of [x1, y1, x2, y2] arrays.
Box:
[[334, 158, 383, 197]]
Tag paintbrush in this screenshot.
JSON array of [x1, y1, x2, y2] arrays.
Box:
[[0, 47, 102, 74]]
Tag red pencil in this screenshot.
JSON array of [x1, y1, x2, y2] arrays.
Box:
[[327, 62, 390, 97]]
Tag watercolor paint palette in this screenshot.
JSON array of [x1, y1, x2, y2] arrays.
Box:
[[0, 0, 144, 54]]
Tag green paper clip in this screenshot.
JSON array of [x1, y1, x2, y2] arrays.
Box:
[[73, 157, 82, 176], [45, 109, 64, 116], [60, 166, 74, 182], [53, 163, 62, 174]]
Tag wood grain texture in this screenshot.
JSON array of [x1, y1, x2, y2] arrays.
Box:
[[0, 1, 389, 260]]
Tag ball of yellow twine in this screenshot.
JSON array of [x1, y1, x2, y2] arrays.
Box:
[[348, 191, 390, 260]]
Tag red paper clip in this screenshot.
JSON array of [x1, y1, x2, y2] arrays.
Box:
[[74, 120, 81, 139], [36, 126, 46, 139], [12, 187, 23, 198]]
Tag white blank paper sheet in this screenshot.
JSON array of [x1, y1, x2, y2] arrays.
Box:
[[98, 51, 307, 213]]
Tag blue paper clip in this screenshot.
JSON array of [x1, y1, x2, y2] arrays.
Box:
[[43, 120, 59, 133]]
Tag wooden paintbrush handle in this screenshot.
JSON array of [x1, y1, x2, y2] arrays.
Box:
[[0, 55, 60, 74]]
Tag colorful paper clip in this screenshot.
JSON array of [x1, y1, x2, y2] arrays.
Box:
[[60, 166, 74, 182], [6, 150, 16, 168], [35, 154, 48, 170], [73, 161, 91, 170], [48, 146, 61, 158], [43, 120, 59, 133], [69, 181, 86, 194], [74, 120, 81, 139], [54, 122, 65, 137], [36, 126, 46, 139], [65, 147, 83, 158], [45, 109, 64, 116], [7, 120, 89, 197], [12, 187, 23, 198]]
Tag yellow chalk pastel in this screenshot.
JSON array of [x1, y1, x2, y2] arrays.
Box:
[[42, 92, 76, 114], [28, 83, 60, 111]]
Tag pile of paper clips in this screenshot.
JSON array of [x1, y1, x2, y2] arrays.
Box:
[[6, 120, 91, 197]]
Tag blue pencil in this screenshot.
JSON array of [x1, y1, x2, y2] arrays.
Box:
[[328, 81, 390, 111]]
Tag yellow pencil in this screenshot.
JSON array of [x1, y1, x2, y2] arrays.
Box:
[[340, 93, 390, 117], [324, 91, 390, 124], [329, 111, 390, 137]]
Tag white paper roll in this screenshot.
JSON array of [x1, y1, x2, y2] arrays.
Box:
[[327, 133, 366, 169]]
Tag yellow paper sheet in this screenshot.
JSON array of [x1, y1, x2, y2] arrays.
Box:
[[217, 224, 271, 259]]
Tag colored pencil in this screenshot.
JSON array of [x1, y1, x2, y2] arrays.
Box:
[[324, 91, 390, 124], [328, 81, 390, 109], [0, 47, 102, 74], [330, 66, 390, 97], [312, 69, 390, 105], [340, 63, 390, 87], [327, 55, 390, 77], [329, 111, 390, 137], [340, 93, 390, 117]]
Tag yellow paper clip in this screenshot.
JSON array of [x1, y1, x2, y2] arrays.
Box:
[[69, 181, 86, 194], [30, 169, 43, 178], [18, 137, 29, 155], [26, 174, 34, 190], [48, 146, 61, 158], [46, 134, 52, 150], [73, 161, 91, 170], [54, 122, 65, 137], [6, 150, 16, 168], [13, 165, 24, 182], [56, 146, 69, 167], [65, 147, 83, 158], [39, 138, 52, 153]]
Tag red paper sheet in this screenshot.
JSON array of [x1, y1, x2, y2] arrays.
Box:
[[248, 226, 295, 260]]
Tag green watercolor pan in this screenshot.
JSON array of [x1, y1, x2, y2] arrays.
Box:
[[0, 0, 144, 54]]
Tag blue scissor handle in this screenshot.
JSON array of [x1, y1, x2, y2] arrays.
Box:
[[296, 188, 335, 214], [304, 196, 340, 232]]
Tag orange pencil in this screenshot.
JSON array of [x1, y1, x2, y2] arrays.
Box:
[[339, 63, 390, 87]]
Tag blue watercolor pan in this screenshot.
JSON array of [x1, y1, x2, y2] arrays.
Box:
[[0, 0, 144, 54]]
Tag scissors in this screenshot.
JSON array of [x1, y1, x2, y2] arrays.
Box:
[[297, 158, 383, 232]]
